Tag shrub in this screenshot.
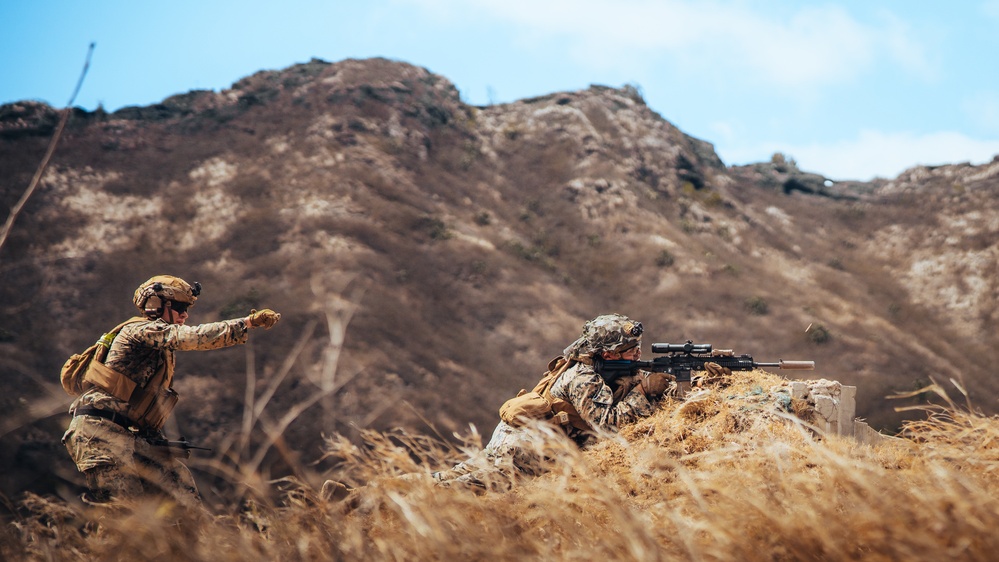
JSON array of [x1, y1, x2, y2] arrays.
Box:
[[744, 296, 768, 315], [770, 152, 797, 171], [415, 216, 452, 241], [704, 191, 724, 208], [506, 241, 556, 270], [807, 324, 831, 344], [622, 83, 645, 104]]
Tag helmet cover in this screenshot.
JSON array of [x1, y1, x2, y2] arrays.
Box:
[[563, 313, 643, 359]]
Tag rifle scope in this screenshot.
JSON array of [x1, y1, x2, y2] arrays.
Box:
[[651, 341, 712, 354]]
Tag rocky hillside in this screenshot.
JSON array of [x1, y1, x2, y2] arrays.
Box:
[[1, 57, 997, 504]]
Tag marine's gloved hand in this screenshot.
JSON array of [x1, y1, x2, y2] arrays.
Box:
[[639, 372, 674, 399], [694, 362, 732, 387], [611, 375, 640, 402], [247, 308, 281, 329]]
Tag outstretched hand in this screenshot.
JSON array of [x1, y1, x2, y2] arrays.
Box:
[[247, 308, 281, 329]]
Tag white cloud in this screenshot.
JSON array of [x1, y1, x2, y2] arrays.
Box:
[[395, 0, 969, 182], [723, 130, 999, 181], [401, 0, 935, 90]]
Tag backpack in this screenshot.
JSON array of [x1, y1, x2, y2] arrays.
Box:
[[60, 318, 145, 396], [498, 356, 591, 431]]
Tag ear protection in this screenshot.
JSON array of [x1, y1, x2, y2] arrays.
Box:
[[144, 295, 164, 315]]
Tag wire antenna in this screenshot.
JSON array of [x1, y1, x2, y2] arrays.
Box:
[[0, 42, 96, 257]]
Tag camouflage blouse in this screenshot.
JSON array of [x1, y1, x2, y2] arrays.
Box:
[[70, 317, 249, 416], [548, 361, 656, 442]]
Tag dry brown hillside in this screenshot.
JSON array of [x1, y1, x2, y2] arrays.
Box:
[[1, 57, 997, 509]]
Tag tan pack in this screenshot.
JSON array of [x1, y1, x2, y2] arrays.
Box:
[[61, 317, 146, 396], [498, 356, 591, 432]]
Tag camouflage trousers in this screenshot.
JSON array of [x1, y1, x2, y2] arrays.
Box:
[[433, 421, 549, 491], [62, 414, 200, 507]]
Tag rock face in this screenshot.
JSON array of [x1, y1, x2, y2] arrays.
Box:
[[788, 379, 888, 445], [0, 57, 996, 500], [0, 101, 62, 138]]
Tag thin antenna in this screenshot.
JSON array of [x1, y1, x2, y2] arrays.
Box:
[[0, 42, 96, 257]]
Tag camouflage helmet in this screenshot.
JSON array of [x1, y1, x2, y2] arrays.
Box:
[[133, 275, 201, 317], [563, 313, 643, 360]]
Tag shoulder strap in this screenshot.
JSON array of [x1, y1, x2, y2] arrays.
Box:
[[93, 316, 148, 362], [82, 317, 152, 401], [532, 356, 573, 395]]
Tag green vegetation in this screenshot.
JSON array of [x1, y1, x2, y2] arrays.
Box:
[[807, 323, 832, 344], [744, 296, 769, 315], [704, 191, 724, 207], [416, 216, 452, 241], [506, 240, 557, 270], [655, 249, 674, 267], [473, 211, 491, 226], [621, 83, 645, 104], [770, 151, 797, 172]]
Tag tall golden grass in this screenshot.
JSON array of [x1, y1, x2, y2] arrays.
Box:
[[5, 371, 998, 561]]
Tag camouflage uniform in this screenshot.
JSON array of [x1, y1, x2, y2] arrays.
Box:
[[63, 281, 251, 506], [434, 314, 664, 490]]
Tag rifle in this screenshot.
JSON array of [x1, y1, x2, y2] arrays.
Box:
[[594, 340, 814, 383], [145, 435, 212, 457]]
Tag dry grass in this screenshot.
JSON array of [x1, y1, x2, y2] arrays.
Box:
[[5, 371, 999, 561]]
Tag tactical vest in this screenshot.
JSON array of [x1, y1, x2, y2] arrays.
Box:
[[81, 318, 179, 431]]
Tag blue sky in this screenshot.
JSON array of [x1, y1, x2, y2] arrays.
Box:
[[3, 0, 999, 181]]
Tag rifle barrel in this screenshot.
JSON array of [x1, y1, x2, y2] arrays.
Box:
[[754, 362, 781, 368], [775, 360, 815, 370]]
